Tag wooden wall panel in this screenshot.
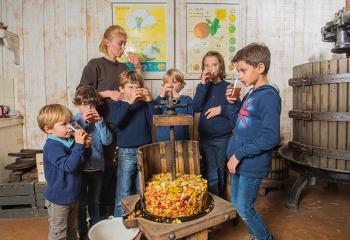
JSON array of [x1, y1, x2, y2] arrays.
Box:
[[2, 0, 25, 146], [86, 0, 111, 61], [44, 0, 67, 105], [22, 0, 46, 148], [0, 0, 347, 149], [65, 0, 87, 111]]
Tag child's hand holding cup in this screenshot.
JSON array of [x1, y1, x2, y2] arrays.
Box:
[[201, 69, 213, 84], [69, 121, 85, 144], [85, 107, 101, 123], [141, 88, 152, 102], [160, 83, 174, 98], [226, 85, 240, 104]]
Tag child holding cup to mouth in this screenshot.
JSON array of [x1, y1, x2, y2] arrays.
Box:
[[192, 51, 241, 198], [72, 85, 113, 239]]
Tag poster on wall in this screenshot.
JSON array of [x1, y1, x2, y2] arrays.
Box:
[[186, 4, 240, 75], [112, 3, 168, 74]]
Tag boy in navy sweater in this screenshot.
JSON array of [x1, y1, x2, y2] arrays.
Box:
[[226, 43, 281, 240], [193, 51, 240, 198], [103, 70, 154, 217], [37, 104, 91, 240], [155, 69, 193, 141]]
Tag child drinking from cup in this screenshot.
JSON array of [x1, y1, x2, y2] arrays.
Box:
[[155, 69, 193, 141], [37, 104, 92, 240], [192, 51, 240, 198], [72, 86, 113, 239]]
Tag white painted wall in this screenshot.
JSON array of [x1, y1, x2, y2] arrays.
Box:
[[0, 0, 345, 148]]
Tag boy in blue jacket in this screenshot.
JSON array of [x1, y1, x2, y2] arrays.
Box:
[[72, 86, 112, 240], [103, 70, 154, 217], [226, 43, 281, 240], [37, 104, 91, 240], [193, 51, 240, 198]]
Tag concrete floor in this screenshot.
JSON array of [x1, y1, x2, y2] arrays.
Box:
[[0, 178, 349, 240]]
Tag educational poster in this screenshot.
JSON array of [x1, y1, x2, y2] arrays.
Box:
[[186, 4, 239, 74], [113, 4, 167, 72]]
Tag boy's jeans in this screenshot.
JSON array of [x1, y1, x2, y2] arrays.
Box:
[[77, 170, 103, 239], [199, 135, 230, 198], [114, 148, 140, 217], [230, 173, 273, 240]]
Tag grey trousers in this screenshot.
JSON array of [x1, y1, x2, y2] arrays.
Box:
[[46, 200, 78, 240]]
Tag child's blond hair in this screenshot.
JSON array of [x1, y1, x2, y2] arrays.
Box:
[[162, 69, 185, 91], [99, 25, 127, 55], [37, 104, 72, 132], [119, 70, 144, 88]]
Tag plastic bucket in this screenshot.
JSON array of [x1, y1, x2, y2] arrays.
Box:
[[88, 217, 139, 240]]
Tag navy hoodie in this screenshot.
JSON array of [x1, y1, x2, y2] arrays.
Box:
[[193, 80, 239, 139], [104, 100, 155, 148], [226, 84, 281, 178]]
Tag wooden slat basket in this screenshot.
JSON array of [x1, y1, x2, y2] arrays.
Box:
[[137, 140, 200, 194]]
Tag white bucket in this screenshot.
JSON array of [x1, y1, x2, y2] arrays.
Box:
[[88, 217, 139, 240]]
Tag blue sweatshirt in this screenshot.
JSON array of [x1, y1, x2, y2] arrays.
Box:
[[226, 84, 281, 178], [154, 95, 193, 141], [192, 80, 238, 139], [73, 113, 113, 171], [43, 137, 91, 205], [104, 100, 155, 148]]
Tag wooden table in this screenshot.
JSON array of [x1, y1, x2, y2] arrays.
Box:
[[122, 193, 236, 240]]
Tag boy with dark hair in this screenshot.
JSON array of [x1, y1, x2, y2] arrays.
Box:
[[103, 70, 154, 217], [226, 42, 281, 240], [37, 104, 91, 240], [72, 86, 112, 240]]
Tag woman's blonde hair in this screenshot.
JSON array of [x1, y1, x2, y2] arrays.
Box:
[[37, 104, 72, 132], [99, 25, 127, 55], [162, 69, 185, 91]]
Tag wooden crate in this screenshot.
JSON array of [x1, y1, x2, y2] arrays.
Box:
[[0, 182, 36, 218], [35, 153, 46, 183], [34, 182, 47, 210]]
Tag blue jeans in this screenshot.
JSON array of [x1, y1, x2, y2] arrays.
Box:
[[114, 148, 140, 217], [77, 170, 103, 239], [230, 174, 273, 240], [200, 136, 230, 198]]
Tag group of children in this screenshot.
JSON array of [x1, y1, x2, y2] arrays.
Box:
[[37, 43, 280, 240]]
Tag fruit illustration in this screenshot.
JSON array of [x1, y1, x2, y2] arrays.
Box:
[[206, 18, 221, 36], [194, 22, 210, 39], [193, 64, 200, 71], [229, 25, 236, 33], [228, 63, 235, 71], [157, 63, 166, 71]]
